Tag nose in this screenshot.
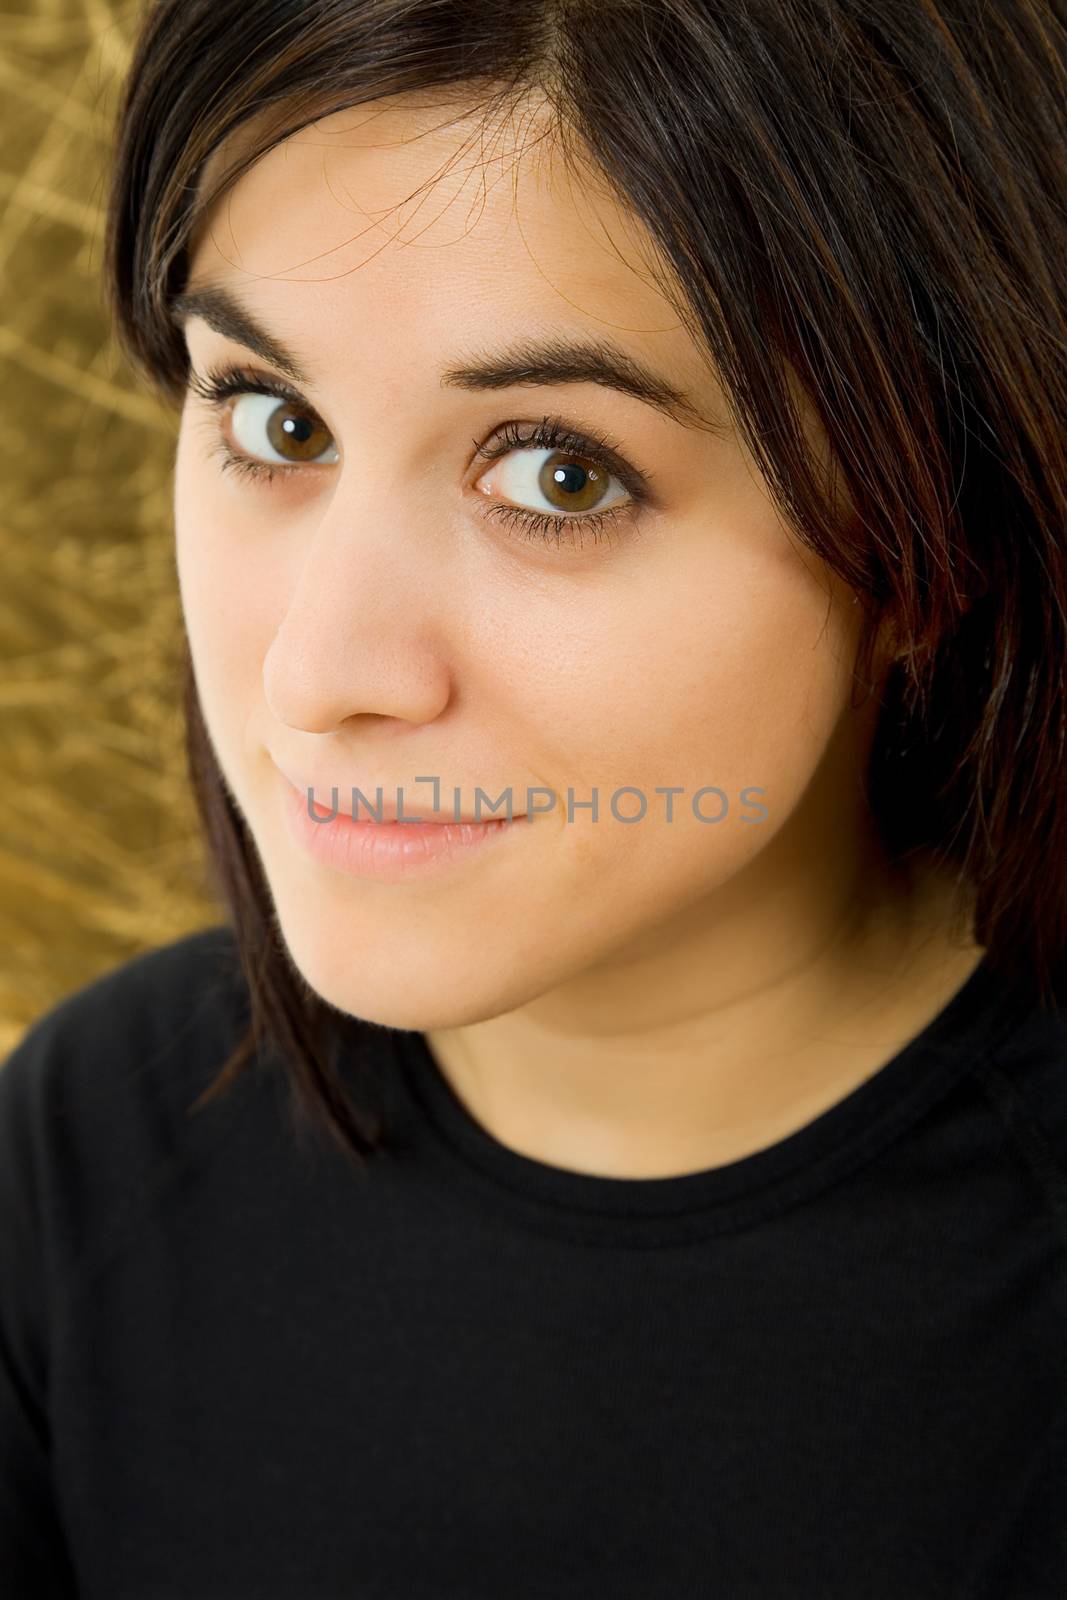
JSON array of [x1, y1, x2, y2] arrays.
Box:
[[262, 505, 451, 735]]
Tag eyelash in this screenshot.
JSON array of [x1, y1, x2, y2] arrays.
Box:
[[185, 361, 653, 552]]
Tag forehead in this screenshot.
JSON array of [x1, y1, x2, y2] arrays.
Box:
[[185, 95, 721, 410]]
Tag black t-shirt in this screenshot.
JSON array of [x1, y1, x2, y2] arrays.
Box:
[[1, 926, 1065, 1600]]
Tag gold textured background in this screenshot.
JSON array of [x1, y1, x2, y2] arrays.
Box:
[[0, 0, 218, 1057]]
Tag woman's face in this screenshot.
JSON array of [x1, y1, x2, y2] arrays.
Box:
[[174, 95, 882, 1032]]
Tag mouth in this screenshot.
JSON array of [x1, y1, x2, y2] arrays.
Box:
[[272, 760, 525, 825], [276, 767, 525, 882]]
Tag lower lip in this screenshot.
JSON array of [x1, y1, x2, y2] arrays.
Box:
[[280, 778, 525, 881]]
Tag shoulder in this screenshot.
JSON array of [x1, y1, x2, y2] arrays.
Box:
[[0, 923, 249, 1124], [11, 918, 242, 1041], [0, 925, 253, 1282], [975, 979, 1067, 1228]]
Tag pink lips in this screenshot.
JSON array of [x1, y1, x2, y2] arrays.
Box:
[[278, 773, 523, 882]]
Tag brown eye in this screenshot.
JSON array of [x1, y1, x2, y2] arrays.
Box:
[[228, 393, 340, 467], [474, 445, 630, 520], [538, 451, 614, 512]]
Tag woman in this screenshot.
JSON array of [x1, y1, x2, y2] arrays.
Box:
[[1, 1, 1065, 1595]]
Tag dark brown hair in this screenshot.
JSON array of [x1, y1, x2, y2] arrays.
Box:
[[103, 0, 1067, 1169]]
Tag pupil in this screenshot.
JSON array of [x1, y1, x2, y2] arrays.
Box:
[[282, 416, 313, 443], [553, 463, 588, 496]]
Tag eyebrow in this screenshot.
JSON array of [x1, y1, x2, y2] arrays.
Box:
[[169, 283, 717, 429]]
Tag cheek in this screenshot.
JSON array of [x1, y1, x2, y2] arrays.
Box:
[[662, 571, 855, 797], [497, 531, 858, 822], [492, 541, 861, 944], [173, 426, 279, 687], [173, 426, 285, 794]]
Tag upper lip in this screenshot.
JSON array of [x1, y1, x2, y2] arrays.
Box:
[[273, 759, 523, 824]]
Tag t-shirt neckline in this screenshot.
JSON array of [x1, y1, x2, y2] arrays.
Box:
[[384, 950, 1029, 1244]]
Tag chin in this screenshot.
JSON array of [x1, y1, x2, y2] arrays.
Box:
[[270, 908, 555, 1034]]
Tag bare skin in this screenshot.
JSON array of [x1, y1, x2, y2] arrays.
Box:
[[426, 850, 981, 1177], [174, 90, 983, 1180]]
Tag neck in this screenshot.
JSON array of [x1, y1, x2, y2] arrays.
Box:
[[423, 846, 982, 1180]]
